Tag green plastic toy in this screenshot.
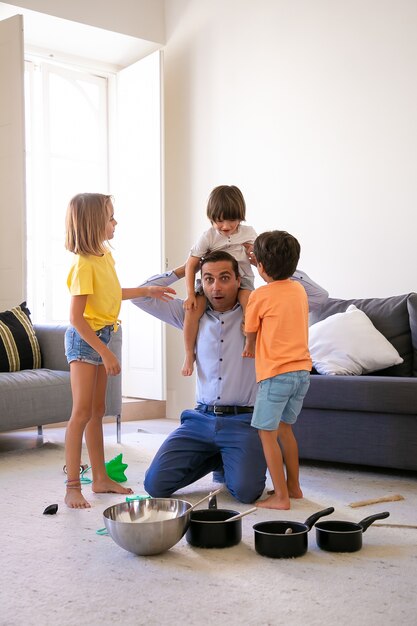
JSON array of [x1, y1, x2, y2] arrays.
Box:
[[105, 453, 128, 482], [126, 495, 151, 502]]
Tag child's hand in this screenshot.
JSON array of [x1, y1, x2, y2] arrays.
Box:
[[147, 286, 176, 301], [183, 295, 197, 311], [102, 350, 121, 376], [243, 242, 257, 266]]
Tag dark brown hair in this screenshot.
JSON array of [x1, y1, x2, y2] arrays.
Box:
[[200, 250, 240, 279], [206, 185, 246, 223], [254, 230, 300, 280]]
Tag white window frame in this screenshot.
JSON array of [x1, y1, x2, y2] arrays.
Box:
[[24, 54, 113, 323]]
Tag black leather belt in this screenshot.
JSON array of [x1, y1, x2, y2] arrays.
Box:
[[196, 404, 254, 415]]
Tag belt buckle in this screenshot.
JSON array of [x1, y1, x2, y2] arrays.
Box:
[[213, 406, 224, 415]]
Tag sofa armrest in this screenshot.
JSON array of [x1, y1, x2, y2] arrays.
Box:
[[106, 328, 122, 416], [34, 323, 122, 419], [34, 324, 69, 371]]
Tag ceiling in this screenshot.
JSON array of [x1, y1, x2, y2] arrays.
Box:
[[0, 2, 161, 69]]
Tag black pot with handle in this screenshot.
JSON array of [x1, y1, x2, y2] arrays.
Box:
[[253, 507, 335, 558], [186, 508, 243, 548], [315, 511, 390, 552]]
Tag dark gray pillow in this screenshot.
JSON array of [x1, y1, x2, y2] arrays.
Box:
[[311, 294, 413, 376]]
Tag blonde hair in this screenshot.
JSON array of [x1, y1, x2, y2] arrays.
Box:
[[65, 193, 113, 255]]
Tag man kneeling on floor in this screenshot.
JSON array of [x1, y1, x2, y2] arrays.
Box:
[[132, 251, 327, 504]]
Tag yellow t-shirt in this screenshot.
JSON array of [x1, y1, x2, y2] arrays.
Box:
[[245, 279, 312, 383], [67, 251, 122, 331]]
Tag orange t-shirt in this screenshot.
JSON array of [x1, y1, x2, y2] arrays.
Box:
[[245, 279, 312, 383]]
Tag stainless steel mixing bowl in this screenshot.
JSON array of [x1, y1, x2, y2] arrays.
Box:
[[103, 498, 192, 556]]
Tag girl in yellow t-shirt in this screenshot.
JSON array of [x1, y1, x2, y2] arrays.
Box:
[[64, 193, 175, 509]]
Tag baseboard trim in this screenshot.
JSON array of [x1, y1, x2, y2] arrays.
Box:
[[121, 399, 166, 421]]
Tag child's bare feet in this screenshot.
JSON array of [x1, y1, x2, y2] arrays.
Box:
[[288, 485, 303, 499], [256, 493, 291, 510], [92, 477, 133, 495], [65, 480, 91, 509], [182, 354, 195, 376]]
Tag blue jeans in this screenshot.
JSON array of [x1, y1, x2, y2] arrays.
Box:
[[144, 409, 267, 504]]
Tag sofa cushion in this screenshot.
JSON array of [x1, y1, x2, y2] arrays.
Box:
[[309, 305, 403, 375], [311, 294, 414, 376], [304, 374, 417, 414], [0, 368, 72, 430], [0, 303, 42, 372]]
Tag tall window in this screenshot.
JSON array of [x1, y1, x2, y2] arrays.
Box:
[[25, 57, 110, 322]]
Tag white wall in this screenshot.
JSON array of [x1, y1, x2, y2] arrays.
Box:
[[163, 0, 417, 417]]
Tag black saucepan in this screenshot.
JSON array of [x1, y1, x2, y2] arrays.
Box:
[[186, 508, 243, 548], [315, 511, 390, 552], [253, 507, 335, 558]]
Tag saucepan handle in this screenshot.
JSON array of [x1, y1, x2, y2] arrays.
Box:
[[359, 511, 390, 532], [208, 494, 218, 509], [304, 507, 335, 530]]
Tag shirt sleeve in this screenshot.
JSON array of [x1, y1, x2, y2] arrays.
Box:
[[291, 269, 329, 312], [244, 225, 257, 243], [190, 230, 211, 258], [67, 257, 94, 296], [131, 270, 185, 329]]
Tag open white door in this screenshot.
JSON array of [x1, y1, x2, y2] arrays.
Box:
[[114, 51, 164, 400], [0, 15, 26, 310]]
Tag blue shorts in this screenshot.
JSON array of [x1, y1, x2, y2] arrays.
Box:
[[64, 325, 113, 366], [251, 371, 310, 431]]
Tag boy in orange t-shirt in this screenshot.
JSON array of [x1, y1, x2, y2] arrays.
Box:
[[243, 230, 312, 510]]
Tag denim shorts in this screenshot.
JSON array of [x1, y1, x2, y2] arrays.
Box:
[[251, 371, 310, 431], [64, 325, 113, 366]]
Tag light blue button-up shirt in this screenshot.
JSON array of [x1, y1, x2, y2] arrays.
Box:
[[132, 270, 328, 407]]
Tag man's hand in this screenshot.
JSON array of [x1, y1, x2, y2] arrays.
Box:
[[147, 286, 176, 301]]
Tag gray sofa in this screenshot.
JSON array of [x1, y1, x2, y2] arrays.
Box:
[[293, 293, 417, 471], [0, 324, 122, 441]]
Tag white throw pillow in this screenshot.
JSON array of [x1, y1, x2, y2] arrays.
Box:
[[309, 304, 403, 376]]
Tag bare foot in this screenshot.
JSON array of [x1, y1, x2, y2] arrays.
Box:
[[288, 485, 303, 499], [181, 355, 194, 376], [92, 477, 133, 495], [256, 493, 291, 510], [65, 487, 91, 509]]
